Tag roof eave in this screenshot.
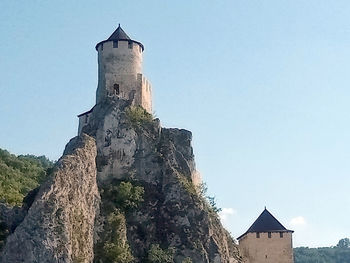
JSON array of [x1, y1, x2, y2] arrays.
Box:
[[77, 106, 95, 117], [95, 39, 145, 51], [237, 229, 294, 240]]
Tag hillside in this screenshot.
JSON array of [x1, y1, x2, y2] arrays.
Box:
[[294, 238, 350, 263], [0, 149, 53, 206]]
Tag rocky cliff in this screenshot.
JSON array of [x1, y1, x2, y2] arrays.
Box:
[[0, 97, 242, 263], [0, 134, 100, 262]]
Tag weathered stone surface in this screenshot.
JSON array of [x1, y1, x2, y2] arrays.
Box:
[[0, 134, 100, 263], [1, 98, 242, 263], [82, 97, 242, 263], [0, 203, 26, 234]]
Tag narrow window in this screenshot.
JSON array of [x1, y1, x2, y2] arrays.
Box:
[[85, 115, 88, 124], [128, 41, 133, 49], [139, 45, 142, 53], [256, 232, 260, 238], [280, 232, 283, 238], [101, 43, 103, 51], [113, 84, 120, 95], [113, 41, 118, 48], [268, 232, 272, 238]]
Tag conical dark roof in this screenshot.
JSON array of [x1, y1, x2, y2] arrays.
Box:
[[95, 24, 144, 51], [238, 208, 293, 239], [107, 24, 131, 41]]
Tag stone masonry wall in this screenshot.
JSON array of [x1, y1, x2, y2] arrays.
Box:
[[239, 232, 293, 263]]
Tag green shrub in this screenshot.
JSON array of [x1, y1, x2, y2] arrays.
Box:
[[125, 106, 153, 127], [102, 181, 144, 212], [95, 181, 144, 262], [147, 244, 175, 263], [182, 257, 192, 263], [103, 242, 133, 263], [207, 196, 222, 213], [95, 211, 133, 263], [177, 174, 197, 197], [198, 183, 222, 213]]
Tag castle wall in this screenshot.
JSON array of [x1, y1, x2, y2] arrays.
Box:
[[139, 74, 152, 113], [78, 112, 92, 135], [239, 232, 293, 263], [98, 40, 143, 75]]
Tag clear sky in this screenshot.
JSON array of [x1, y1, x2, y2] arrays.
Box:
[[1, 0, 349, 248]]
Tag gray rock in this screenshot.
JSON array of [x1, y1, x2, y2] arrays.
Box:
[[0, 134, 100, 263], [83, 98, 242, 263], [0, 98, 242, 263], [0, 203, 26, 234]]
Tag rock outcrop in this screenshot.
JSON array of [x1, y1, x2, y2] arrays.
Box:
[[0, 98, 242, 263], [82, 97, 242, 263], [0, 134, 100, 263]]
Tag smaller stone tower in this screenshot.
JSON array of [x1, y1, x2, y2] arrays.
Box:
[[95, 25, 152, 112], [238, 208, 294, 263]]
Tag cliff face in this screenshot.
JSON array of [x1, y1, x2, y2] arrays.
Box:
[[0, 134, 100, 263], [0, 98, 242, 263], [82, 97, 242, 263]]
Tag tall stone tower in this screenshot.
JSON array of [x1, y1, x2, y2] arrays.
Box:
[[95, 24, 152, 111], [78, 25, 152, 134], [238, 208, 294, 263]]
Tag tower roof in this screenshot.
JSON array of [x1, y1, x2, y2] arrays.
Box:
[[107, 24, 131, 41], [95, 24, 144, 51], [238, 208, 293, 240]]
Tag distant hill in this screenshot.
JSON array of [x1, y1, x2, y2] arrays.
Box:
[[294, 238, 350, 263], [0, 148, 54, 206]]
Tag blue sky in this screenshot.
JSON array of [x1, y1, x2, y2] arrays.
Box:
[[1, 1, 349, 247]]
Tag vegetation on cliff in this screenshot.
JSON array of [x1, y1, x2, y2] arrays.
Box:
[[1, 100, 242, 262], [0, 148, 53, 206], [294, 238, 350, 263], [147, 244, 175, 263], [95, 180, 145, 263], [125, 106, 153, 128]]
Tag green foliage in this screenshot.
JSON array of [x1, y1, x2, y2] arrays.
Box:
[[198, 182, 222, 213], [102, 181, 144, 213], [177, 174, 197, 197], [294, 239, 350, 263], [103, 242, 133, 263], [207, 196, 222, 213], [337, 238, 350, 248], [95, 211, 133, 263], [176, 174, 223, 216], [125, 106, 153, 127], [0, 148, 54, 206], [147, 244, 175, 263], [198, 182, 208, 197], [95, 181, 144, 262], [182, 257, 192, 263]]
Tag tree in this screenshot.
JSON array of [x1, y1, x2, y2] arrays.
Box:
[[0, 148, 53, 206], [336, 238, 350, 249]]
